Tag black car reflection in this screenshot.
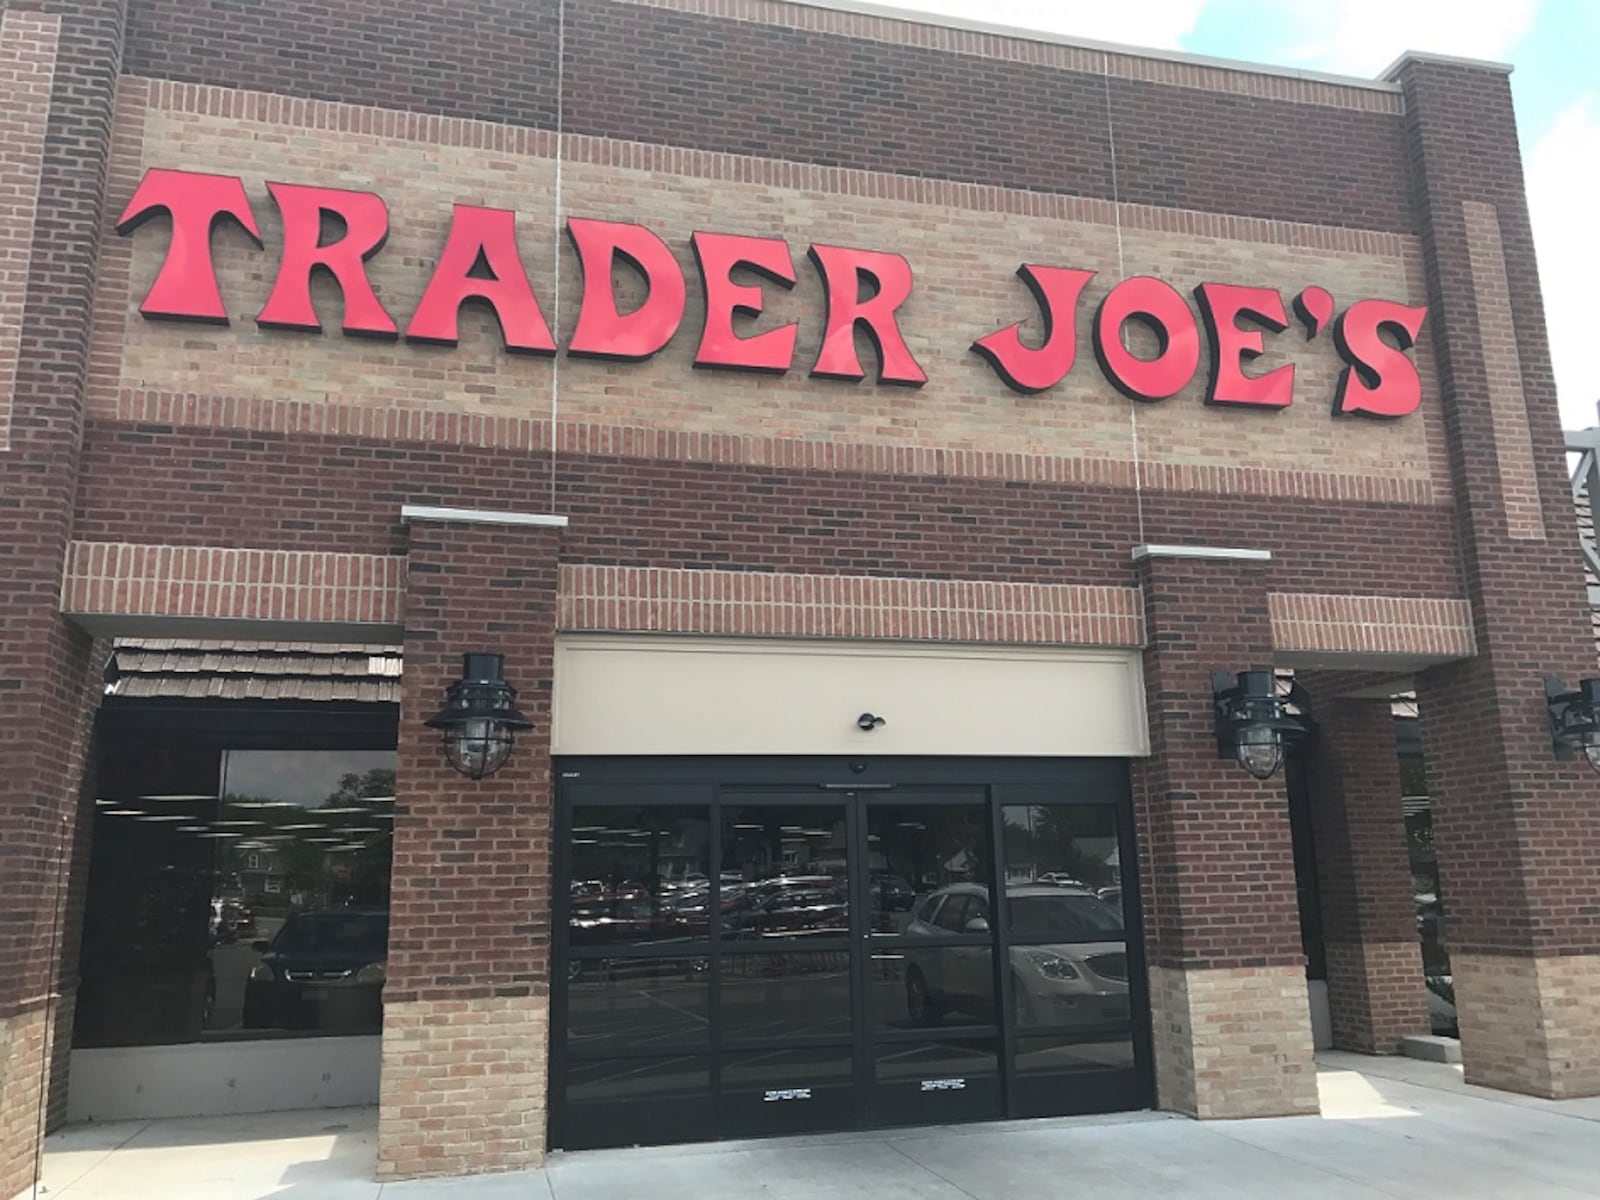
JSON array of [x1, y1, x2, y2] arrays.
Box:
[[569, 883, 709, 947], [242, 909, 388, 1032], [729, 876, 848, 940], [871, 873, 915, 912]]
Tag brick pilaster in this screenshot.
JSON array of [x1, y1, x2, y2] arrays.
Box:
[[1133, 551, 1317, 1118], [377, 513, 561, 1180], [1306, 698, 1429, 1053], [0, 3, 128, 1194], [1393, 55, 1600, 1098]]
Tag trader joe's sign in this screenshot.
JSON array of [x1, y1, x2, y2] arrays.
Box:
[[117, 168, 1428, 420]]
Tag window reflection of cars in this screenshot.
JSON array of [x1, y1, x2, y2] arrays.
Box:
[[243, 909, 387, 1032], [870, 872, 915, 912], [729, 876, 848, 940], [902, 884, 1128, 1027], [1036, 872, 1088, 889], [208, 898, 257, 944], [568, 880, 710, 949], [1424, 973, 1458, 1037]]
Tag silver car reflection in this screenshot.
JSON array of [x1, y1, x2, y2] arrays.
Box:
[[903, 883, 1129, 1027]]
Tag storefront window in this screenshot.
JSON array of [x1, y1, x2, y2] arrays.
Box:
[[722, 804, 849, 943], [1000, 805, 1122, 909], [1000, 804, 1130, 1031], [1401, 750, 1455, 1037], [568, 805, 712, 948], [74, 748, 396, 1048], [866, 801, 991, 936]]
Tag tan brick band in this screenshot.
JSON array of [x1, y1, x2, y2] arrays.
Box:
[[118, 75, 1409, 256], [1149, 963, 1319, 1119], [0, 1005, 50, 1199], [0, 10, 62, 454], [377, 995, 549, 1180], [60, 541, 404, 629], [559, 564, 1145, 646], [102, 392, 1443, 506], [1269, 592, 1475, 661], [1323, 939, 1429, 1054], [1462, 200, 1544, 541], [613, 0, 1404, 114], [1453, 951, 1600, 1099]]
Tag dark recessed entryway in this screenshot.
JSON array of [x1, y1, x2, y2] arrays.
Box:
[[549, 757, 1151, 1150]]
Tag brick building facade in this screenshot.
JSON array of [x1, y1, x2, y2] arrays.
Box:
[[1, 0, 1595, 1190]]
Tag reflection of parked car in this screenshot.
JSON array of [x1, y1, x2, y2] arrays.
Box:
[[903, 884, 1128, 1028], [243, 909, 387, 1032], [569, 882, 706, 946], [209, 898, 257, 944], [1425, 973, 1458, 1037], [730, 876, 847, 939], [871, 873, 915, 912], [1415, 892, 1444, 942], [1037, 873, 1088, 888]]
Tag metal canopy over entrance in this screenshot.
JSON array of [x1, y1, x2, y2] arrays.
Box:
[[549, 757, 1151, 1151]]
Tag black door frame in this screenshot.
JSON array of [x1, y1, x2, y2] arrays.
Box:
[[549, 756, 1151, 1149]]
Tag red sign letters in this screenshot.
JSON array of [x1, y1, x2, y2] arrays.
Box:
[[117, 168, 1428, 419]]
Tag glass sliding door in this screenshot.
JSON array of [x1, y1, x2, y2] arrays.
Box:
[[556, 787, 716, 1149], [716, 795, 857, 1138], [996, 798, 1146, 1117], [550, 759, 1149, 1151], [860, 793, 1004, 1128]]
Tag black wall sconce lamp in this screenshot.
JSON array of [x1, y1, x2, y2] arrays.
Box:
[[856, 712, 887, 732], [424, 653, 533, 780], [1212, 668, 1314, 780], [1544, 676, 1600, 773]]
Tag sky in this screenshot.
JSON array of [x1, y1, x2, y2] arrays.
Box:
[[862, 0, 1600, 430]]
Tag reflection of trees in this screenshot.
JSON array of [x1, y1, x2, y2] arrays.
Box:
[[218, 766, 396, 913], [327, 768, 397, 807], [1004, 807, 1116, 889], [879, 809, 987, 889], [571, 807, 708, 902], [923, 809, 984, 883]]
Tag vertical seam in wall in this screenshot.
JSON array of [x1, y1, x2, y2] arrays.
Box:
[[549, 0, 568, 514], [1461, 199, 1545, 541], [1102, 52, 1144, 548], [0, 11, 64, 454]]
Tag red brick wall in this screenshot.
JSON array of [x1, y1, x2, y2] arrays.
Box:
[[0, 7, 124, 1186], [1308, 698, 1429, 1052], [381, 516, 560, 1176], [0, 0, 123, 1017], [6, 0, 1590, 1149], [122, 0, 1413, 233], [1396, 59, 1600, 960], [1133, 556, 1302, 971], [389, 518, 560, 1004], [124, 0, 560, 128], [72, 422, 1465, 600]]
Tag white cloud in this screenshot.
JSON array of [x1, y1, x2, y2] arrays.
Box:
[[857, 0, 1207, 50], [1527, 95, 1600, 429], [1263, 0, 1538, 76]]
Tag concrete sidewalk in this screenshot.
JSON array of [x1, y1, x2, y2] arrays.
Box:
[[20, 1053, 1600, 1199]]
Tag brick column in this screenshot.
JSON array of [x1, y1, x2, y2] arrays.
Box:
[[1133, 548, 1317, 1119], [0, 4, 126, 1195], [377, 511, 562, 1180], [1306, 698, 1429, 1053], [1391, 55, 1600, 1099]]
